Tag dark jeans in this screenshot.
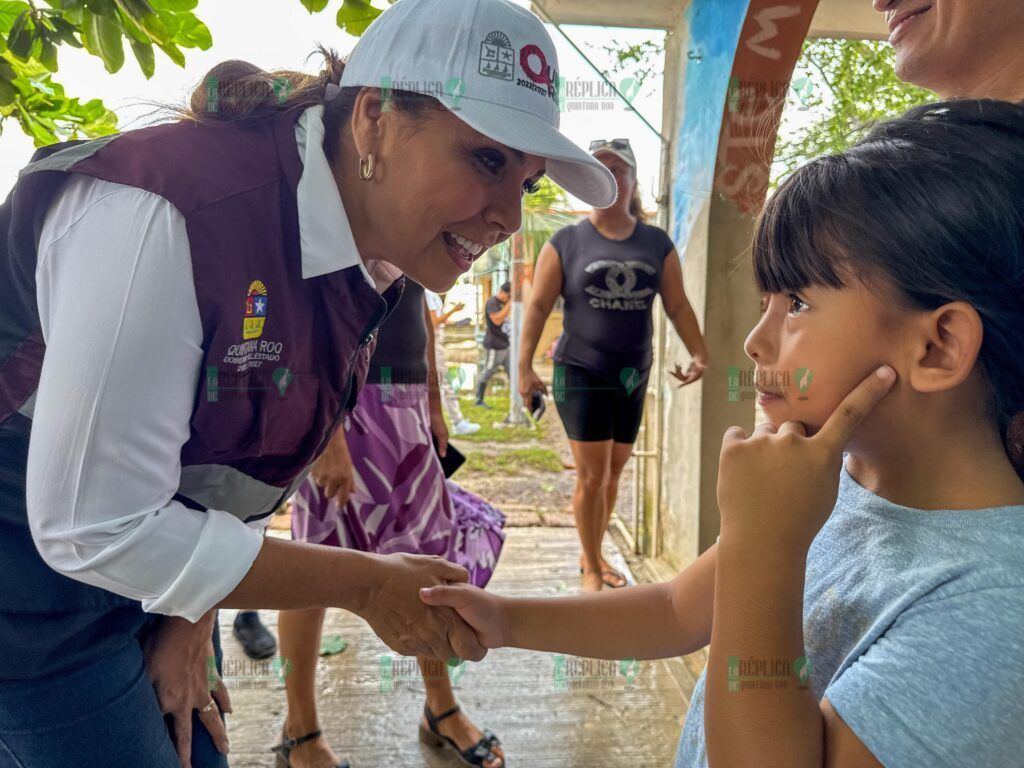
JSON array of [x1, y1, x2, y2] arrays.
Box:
[[0, 614, 228, 768]]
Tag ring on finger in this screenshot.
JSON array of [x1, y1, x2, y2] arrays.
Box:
[[199, 699, 217, 714]]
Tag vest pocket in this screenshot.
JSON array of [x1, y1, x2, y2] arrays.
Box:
[[258, 370, 320, 456]]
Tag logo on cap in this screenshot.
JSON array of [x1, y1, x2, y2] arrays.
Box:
[[479, 31, 515, 80], [520, 44, 558, 101]]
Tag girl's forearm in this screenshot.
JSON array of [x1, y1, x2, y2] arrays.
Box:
[[503, 583, 704, 660], [705, 534, 821, 767]]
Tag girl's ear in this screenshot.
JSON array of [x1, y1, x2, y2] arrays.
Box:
[[907, 301, 984, 394]]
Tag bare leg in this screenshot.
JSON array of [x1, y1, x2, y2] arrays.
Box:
[[578, 442, 633, 584], [568, 438, 613, 592], [418, 657, 505, 767], [278, 608, 341, 768], [598, 442, 635, 586]]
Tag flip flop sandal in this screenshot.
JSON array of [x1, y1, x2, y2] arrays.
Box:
[[419, 704, 505, 767], [601, 569, 628, 588], [578, 566, 628, 588], [271, 727, 350, 768]]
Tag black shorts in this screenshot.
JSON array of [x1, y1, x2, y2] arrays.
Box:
[[552, 362, 650, 443]]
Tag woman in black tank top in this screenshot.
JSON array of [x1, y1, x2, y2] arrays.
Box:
[[517, 140, 709, 592]]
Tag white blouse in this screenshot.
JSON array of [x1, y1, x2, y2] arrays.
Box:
[[24, 106, 393, 621]]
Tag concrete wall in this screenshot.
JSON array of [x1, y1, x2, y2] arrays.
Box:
[[658, 0, 820, 566]]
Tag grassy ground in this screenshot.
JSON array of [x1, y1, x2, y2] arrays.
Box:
[[448, 391, 563, 475], [449, 390, 544, 443], [464, 445, 564, 475]]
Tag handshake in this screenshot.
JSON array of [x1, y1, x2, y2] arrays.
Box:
[[355, 552, 507, 661]]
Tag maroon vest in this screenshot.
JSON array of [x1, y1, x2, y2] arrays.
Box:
[[1, 106, 402, 533]]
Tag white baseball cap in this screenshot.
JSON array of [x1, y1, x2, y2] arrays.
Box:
[[338, 0, 618, 208]]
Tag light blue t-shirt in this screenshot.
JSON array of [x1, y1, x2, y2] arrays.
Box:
[[676, 463, 1024, 767]]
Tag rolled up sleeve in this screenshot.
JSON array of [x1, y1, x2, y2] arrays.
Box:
[[25, 176, 264, 622]]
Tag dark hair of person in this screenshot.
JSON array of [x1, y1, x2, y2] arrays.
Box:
[[753, 99, 1024, 480], [171, 46, 444, 164]]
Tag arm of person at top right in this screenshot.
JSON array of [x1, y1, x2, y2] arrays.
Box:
[[420, 541, 718, 661]]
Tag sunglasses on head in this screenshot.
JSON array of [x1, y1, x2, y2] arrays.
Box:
[[589, 138, 631, 152]]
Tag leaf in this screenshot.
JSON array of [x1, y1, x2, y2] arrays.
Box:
[[156, 38, 182, 65], [62, 2, 84, 24], [135, 9, 168, 43], [38, 37, 57, 70], [6, 10, 31, 59], [84, 0, 116, 14], [128, 36, 152, 76], [81, 8, 124, 72], [0, 1, 29, 35], [0, 75, 14, 105], [335, 0, 381, 36], [319, 634, 348, 656], [149, 0, 196, 10], [113, 0, 152, 23], [153, 8, 177, 35], [174, 13, 209, 49], [116, 7, 148, 42], [299, 0, 329, 12]]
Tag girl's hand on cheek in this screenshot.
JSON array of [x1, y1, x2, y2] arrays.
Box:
[[717, 365, 896, 552], [419, 583, 511, 650]]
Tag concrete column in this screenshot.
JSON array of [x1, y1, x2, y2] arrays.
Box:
[[658, 0, 820, 566]]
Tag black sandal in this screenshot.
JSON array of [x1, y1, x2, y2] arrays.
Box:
[[271, 727, 350, 768], [419, 704, 505, 767]]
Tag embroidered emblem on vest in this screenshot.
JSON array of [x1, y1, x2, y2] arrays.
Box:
[[224, 279, 283, 372], [244, 279, 269, 339]]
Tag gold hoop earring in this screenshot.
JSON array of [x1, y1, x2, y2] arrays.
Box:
[[359, 153, 376, 181]]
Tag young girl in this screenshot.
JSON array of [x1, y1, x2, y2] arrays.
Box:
[[419, 99, 1024, 768]]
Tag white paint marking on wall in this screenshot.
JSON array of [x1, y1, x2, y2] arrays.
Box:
[[745, 4, 802, 60]]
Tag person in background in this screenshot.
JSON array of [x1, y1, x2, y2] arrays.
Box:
[[426, 290, 481, 435], [872, 0, 1024, 102], [231, 610, 277, 660], [278, 280, 507, 768], [473, 282, 512, 408], [518, 139, 708, 592]]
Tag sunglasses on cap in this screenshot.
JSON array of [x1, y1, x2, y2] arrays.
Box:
[[589, 138, 631, 152]]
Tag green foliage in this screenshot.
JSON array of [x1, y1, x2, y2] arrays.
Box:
[[524, 175, 568, 212], [773, 38, 935, 182], [596, 37, 664, 92], [1, 0, 406, 148], [298, 0, 395, 37], [521, 176, 577, 264], [1, 0, 211, 145]]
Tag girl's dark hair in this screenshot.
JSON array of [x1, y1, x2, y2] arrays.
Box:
[[754, 99, 1024, 480], [175, 46, 444, 162]]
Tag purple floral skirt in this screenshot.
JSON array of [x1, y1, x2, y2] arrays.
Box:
[[291, 383, 505, 587]]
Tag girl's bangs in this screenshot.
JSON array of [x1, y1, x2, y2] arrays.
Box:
[[752, 158, 852, 296]]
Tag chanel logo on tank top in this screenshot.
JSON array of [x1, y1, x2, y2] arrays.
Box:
[[584, 260, 656, 310]]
